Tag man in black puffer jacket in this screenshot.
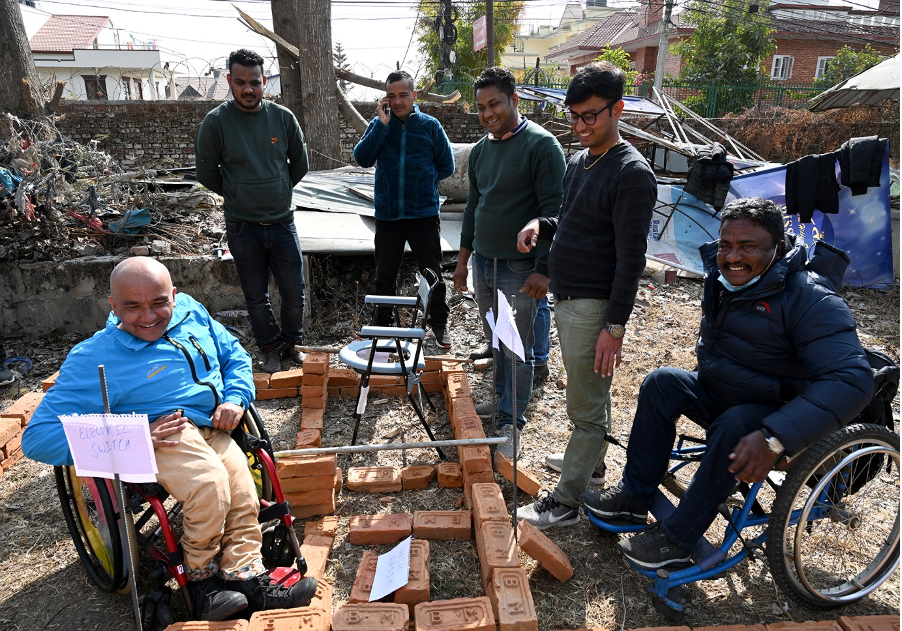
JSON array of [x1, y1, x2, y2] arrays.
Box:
[[582, 197, 873, 571]]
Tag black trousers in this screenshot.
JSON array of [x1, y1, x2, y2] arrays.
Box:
[[373, 215, 449, 328]]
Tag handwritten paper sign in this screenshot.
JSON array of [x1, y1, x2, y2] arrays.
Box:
[[60, 413, 158, 483], [369, 536, 411, 601]]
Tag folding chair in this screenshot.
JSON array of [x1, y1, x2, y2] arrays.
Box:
[[338, 269, 445, 458]]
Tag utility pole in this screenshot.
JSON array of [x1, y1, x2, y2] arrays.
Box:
[[652, 0, 674, 101], [487, 0, 495, 67]]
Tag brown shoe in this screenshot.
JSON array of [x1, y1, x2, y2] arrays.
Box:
[[261, 345, 281, 373]]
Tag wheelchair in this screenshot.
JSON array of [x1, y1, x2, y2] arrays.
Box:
[[54, 404, 307, 630], [587, 357, 900, 620]]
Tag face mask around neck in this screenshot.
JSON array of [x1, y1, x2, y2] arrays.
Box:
[[718, 243, 779, 292]]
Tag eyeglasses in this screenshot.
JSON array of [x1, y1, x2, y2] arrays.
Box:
[[567, 100, 619, 126]]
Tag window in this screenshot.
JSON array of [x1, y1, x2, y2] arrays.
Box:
[[122, 77, 131, 99], [83, 75, 108, 100], [771, 55, 794, 80], [815, 57, 834, 79]]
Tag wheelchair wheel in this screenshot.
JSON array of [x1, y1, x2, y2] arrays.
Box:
[[55, 466, 127, 593], [767, 423, 900, 609]]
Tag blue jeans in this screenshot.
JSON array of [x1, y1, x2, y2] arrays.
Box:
[[532, 297, 550, 365], [621, 367, 779, 550], [226, 219, 305, 349], [471, 252, 537, 428]]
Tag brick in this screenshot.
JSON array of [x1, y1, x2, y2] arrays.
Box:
[[246, 608, 329, 631], [270, 368, 304, 388], [285, 488, 335, 506], [304, 515, 339, 538], [424, 356, 450, 371], [295, 428, 321, 449], [334, 603, 409, 631], [300, 534, 334, 577], [402, 465, 437, 490], [439, 361, 465, 378], [2, 391, 43, 426], [278, 453, 337, 478], [163, 621, 248, 630], [349, 550, 378, 603], [327, 386, 340, 397], [256, 387, 298, 400], [471, 483, 509, 530], [341, 386, 361, 397], [414, 597, 495, 631], [767, 624, 842, 631], [308, 576, 333, 612], [462, 468, 495, 488], [2, 433, 21, 459], [413, 511, 472, 540], [516, 520, 573, 583], [281, 474, 337, 493], [490, 568, 538, 631], [289, 500, 335, 519], [301, 383, 328, 398], [301, 407, 325, 430], [41, 371, 59, 392], [457, 416, 485, 440], [347, 466, 402, 492], [838, 616, 901, 631], [302, 394, 327, 409], [493, 452, 542, 496], [328, 367, 358, 387], [394, 539, 430, 606], [446, 372, 471, 400], [349, 513, 412, 545], [459, 446, 492, 474], [302, 371, 327, 386], [252, 373, 271, 391], [449, 397, 477, 425], [369, 375, 404, 387], [1, 448, 23, 471], [419, 370, 442, 384], [303, 352, 329, 374], [422, 381, 443, 393], [476, 521, 519, 593], [436, 462, 463, 488], [0, 419, 20, 448], [335, 467, 343, 490]]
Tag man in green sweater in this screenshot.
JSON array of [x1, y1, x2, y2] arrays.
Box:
[[452, 66, 566, 459], [195, 49, 309, 374]]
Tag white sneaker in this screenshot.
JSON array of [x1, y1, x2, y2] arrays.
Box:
[[545, 452, 607, 485], [517, 491, 580, 530]]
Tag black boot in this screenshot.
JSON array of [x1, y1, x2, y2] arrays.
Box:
[[233, 574, 318, 612], [189, 576, 248, 621]]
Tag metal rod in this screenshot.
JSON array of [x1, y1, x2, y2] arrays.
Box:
[[275, 436, 505, 458], [294, 345, 474, 364], [509, 294, 518, 541]]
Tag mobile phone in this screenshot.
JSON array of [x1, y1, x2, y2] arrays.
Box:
[[383, 104, 390, 114]]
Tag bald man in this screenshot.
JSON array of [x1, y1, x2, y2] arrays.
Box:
[[23, 257, 316, 621]]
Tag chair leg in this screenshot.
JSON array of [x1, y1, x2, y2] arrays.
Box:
[[420, 387, 437, 413], [406, 392, 444, 459], [351, 380, 369, 446]]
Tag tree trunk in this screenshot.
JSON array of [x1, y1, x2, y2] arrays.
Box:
[[0, 0, 47, 116], [270, 0, 305, 130], [297, 0, 341, 170]]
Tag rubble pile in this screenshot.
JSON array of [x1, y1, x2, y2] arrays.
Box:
[[0, 114, 224, 263]]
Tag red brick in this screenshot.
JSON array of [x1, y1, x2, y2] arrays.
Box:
[[301, 383, 328, 398], [295, 428, 322, 449], [348, 513, 412, 545], [252, 373, 271, 392], [334, 603, 409, 631], [414, 597, 495, 631], [446, 372, 471, 400], [308, 576, 333, 612], [247, 608, 329, 631], [41, 371, 59, 392], [327, 386, 340, 397], [256, 387, 298, 400], [413, 511, 472, 540], [477, 520, 519, 592], [449, 397, 477, 425], [347, 466, 402, 492], [281, 474, 336, 493], [471, 483, 509, 530], [300, 534, 334, 577], [349, 550, 378, 603], [0, 419, 20, 448], [163, 621, 248, 630], [285, 488, 335, 507], [2, 392, 43, 426], [301, 407, 325, 430], [425, 355, 451, 371], [459, 446, 492, 475], [289, 500, 335, 519], [270, 368, 304, 389], [302, 394, 327, 409], [463, 468, 495, 488], [421, 381, 443, 393], [304, 515, 339, 538], [439, 361, 465, 378], [767, 624, 841, 631], [369, 375, 404, 387], [277, 453, 337, 478], [302, 371, 327, 386], [493, 452, 541, 496], [2, 433, 22, 459], [1, 448, 22, 471], [328, 367, 358, 387], [838, 616, 901, 631], [436, 462, 463, 488], [394, 539, 430, 606], [457, 416, 485, 440], [490, 567, 538, 631], [341, 386, 360, 397], [303, 352, 329, 375], [335, 467, 343, 490], [516, 520, 573, 583], [402, 465, 437, 490], [419, 370, 442, 384]]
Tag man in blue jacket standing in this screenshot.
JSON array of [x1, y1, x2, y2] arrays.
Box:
[[581, 197, 874, 571], [353, 71, 455, 347], [23, 257, 317, 621]]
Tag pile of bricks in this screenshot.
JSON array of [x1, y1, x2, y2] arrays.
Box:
[[277, 453, 340, 519], [0, 390, 43, 474]]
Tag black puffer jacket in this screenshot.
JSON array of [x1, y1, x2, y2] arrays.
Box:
[[696, 234, 873, 456]]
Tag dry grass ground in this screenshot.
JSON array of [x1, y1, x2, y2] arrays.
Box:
[[0, 269, 898, 631]]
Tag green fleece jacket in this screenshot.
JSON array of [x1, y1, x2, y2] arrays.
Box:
[[461, 121, 565, 275], [194, 100, 308, 223]]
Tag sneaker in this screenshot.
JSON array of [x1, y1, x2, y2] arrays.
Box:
[[617, 524, 693, 570], [281, 343, 306, 366], [189, 576, 248, 621], [432, 325, 452, 349], [233, 573, 318, 612], [469, 345, 492, 360], [496, 423, 522, 460], [517, 491, 580, 530], [261, 344, 281, 374], [580, 485, 649, 524], [0, 365, 14, 387], [533, 363, 550, 385], [545, 453, 606, 485], [475, 400, 496, 418]]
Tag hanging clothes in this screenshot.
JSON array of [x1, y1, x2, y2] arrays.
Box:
[[684, 142, 735, 211], [785, 153, 840, 223], [839, 136, 887, 195]]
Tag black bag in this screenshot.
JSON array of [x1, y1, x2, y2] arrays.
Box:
[[856, 347, 900, 432]]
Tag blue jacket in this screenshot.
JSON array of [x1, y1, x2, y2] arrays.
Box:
[[22, 293, 254, 466], [353, 105, 454, 221], [696, 235, 873, 456]]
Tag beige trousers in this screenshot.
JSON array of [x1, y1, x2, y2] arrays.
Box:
[[154, 423, 264, 581]]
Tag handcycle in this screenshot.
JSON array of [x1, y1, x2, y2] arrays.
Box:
[[54, 404, 307, 630]]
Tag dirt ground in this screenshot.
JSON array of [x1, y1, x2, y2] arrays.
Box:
[[0, 262, 898, 631]]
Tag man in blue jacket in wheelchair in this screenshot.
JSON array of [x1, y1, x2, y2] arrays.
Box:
[[581, 197, 874, 571], [22, 257, 317, 621]]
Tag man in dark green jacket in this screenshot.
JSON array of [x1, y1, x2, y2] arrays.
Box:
[[195, 48, 309, 374], [452, 66, 566, 459]]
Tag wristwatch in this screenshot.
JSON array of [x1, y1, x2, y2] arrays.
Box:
[[760, 428, 785, 454], [604, 323, 625, 339]]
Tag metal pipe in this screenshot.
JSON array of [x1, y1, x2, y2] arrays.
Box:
[[275, 436, 505, 457]]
